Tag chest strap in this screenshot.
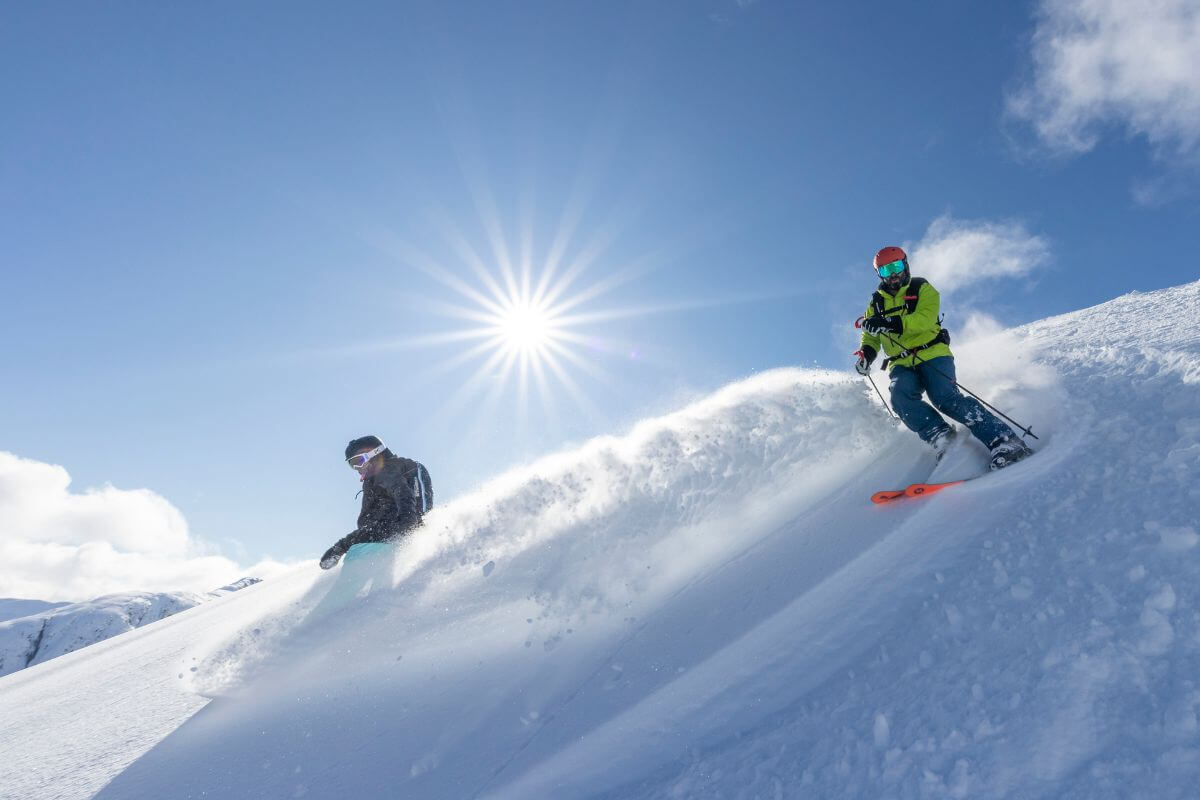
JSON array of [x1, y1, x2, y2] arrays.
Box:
[[881, 328, 951, 369]]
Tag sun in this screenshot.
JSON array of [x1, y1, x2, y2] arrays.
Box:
[[386, 246, 612, 423], [496, 299, 555, 356], [364, 195, 668, 425]]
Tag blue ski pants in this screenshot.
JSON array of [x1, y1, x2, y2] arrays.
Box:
[[889, 356, 1013, 447]]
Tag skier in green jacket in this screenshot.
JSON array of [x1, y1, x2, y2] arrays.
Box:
[[855, 245, 1032, 470]]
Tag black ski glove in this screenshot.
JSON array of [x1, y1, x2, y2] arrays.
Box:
[[319, 543, 347, 570], [862, 315, 902, 336], [854, 346, 877, 376]]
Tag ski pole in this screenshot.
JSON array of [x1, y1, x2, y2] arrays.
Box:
[[852, 328, 896, 418], [852, 319, 895, 418], [861, 362, 895, 419], [877, 330, 1039, 441]]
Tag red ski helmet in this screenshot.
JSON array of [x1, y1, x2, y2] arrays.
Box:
[[873, 246, 908, 270]]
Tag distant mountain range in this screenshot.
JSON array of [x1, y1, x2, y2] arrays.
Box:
[[0, 577, 261, 677]]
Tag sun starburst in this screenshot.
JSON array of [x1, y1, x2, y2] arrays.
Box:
[[494, 297, 556, 356], [370, 215, 644, 429]]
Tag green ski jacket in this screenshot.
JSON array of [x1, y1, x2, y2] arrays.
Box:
[[860, 277, 953, 371]]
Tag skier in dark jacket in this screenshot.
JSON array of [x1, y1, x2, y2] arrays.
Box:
[[319, 435, 433, 569], [855, 245, 1033, 470]]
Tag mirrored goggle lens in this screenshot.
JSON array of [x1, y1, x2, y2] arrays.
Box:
[[877, 259, 906, 278]]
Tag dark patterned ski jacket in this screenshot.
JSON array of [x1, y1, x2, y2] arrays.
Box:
[[332, 452, 433, 552]]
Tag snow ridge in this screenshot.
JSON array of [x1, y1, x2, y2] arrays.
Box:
[[0, 598, 69, 624], [0, 578, 262, 677]]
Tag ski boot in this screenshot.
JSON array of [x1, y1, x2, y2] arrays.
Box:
[[988, 436, 1033, 471], [928, 426, 957, 463]]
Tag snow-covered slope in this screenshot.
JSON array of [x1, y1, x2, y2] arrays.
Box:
[[0, 578, 261, 678], [0, 282, 1196, 800]]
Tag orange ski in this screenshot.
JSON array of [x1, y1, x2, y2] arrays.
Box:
[[870, 489, 907, 504], [871, 479, 968, 505]]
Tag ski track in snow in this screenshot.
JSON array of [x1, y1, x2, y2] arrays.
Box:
[[1, 281, 1197, 800]]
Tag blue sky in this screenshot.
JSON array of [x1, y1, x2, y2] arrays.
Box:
[[2, 1, 1198, 597]]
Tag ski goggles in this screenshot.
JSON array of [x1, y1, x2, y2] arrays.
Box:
[[876, 259, 907, 278], [346, 443, 386, 470]]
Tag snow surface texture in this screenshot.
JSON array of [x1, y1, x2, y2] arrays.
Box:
[[0, 282, 1197, 799], [0, 573, 312, 800], [0, 579, 261, 678]]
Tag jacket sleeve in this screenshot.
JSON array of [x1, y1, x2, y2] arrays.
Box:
[[330, 527, 374, 554], [330, 480, 409, 553], [860, 300, 882, 353], [336, 473, 409, 552], [898, 282, 941, 347]]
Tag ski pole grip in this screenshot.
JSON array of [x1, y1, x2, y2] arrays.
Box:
[[854, 316, 865, 329]]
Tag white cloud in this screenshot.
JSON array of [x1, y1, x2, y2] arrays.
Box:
[[1130, 171, 1195, 207], [907, 216, 1051, 295], [0, 452, 292, 602], [1010, 0, 1200, 157]]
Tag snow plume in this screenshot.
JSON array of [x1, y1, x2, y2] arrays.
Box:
[[190, 367, 927, 697], [1010, 0, 1200, 158], [400, 370, 889, 593], [0, 452, 290, 601], [907, 215, 1051, 296], [955, 310, 1008, 345]]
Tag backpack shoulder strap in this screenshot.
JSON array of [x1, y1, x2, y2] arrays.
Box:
[[903, 278, 928, 314], [414, 461, 433, 513], [873, 278, 929, 318]]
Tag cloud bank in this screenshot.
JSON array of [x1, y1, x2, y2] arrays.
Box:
[[907, 216, 1051, 296], [1010, 0, 1200, 157], [0, 452, 291, 602]]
